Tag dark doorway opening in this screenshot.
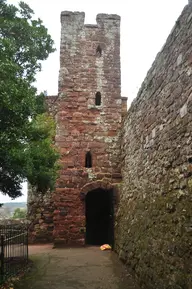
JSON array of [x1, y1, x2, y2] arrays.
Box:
[[85, 188, 114, 246]]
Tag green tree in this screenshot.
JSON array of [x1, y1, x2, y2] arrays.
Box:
[[0, 0, 59, 199], [12, 208, 27, 219]]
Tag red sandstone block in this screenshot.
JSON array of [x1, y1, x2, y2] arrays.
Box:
[[108, 130, 117, 136], [88, 142, 104, 148], [71, 130, 80, 137], [112, 173, 122, 179], [79, 91, 90, 97], [57, 111, 68, 117], [55, 188, 79, 194], [77, 96, 87, 102], [96, 173, 112, 179], [55, 141, 70, 148], [70, 227, 79, 233], [68, 92, 79, 97], [60, 148, 70, 154]]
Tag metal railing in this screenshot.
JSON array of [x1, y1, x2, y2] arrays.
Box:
[[0, 226, 28, 284]]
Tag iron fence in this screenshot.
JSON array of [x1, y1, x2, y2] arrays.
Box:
[[0, 225, 28, 284]]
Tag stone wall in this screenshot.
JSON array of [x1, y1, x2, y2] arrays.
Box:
[[53, 11, 123, 245], [28, 185, 54, 243], [27, 97, 58, 243], [27, 12, 124, 245], [115, 3, 192, 289]]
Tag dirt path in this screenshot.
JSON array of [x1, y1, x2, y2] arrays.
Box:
[[15, 245, 139, 289]]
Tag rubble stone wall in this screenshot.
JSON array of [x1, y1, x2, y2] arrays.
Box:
[[27, 12, 123, 245], [28, 185, 54, 243], [115, 4, 192, 289], [52, 12, 123, 245]]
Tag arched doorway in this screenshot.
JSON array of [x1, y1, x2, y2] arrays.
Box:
[[85, 188, 114, 246]]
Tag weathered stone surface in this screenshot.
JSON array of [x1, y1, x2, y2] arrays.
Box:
[[52, 11, 124, 245], [28, 5, 192, 288], [115, 3, 192, 289], [28, 12, 125, 245], [28, 184, 54, 243]]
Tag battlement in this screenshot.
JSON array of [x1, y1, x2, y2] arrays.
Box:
[[96, 13, 120, 22], [61, 11, 85, 23], [60, 11, 120, 29]]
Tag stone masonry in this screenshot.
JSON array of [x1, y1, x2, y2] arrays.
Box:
[[28, 12, 126, 245], [115, 3, 192, 289], [28, 4, 192, 288]]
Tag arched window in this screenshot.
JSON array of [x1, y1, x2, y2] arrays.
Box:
[[85, 151, 92, 168], [96, 45, 102, 57], [95, 92, 101, 106]]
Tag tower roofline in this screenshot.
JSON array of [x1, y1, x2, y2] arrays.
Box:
[[60, 11, 120, 27]]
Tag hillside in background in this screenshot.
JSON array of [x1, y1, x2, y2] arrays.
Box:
[[3, 202, 27, 209], [0, 202, 27, 219]]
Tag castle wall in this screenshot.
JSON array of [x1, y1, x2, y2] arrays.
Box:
[[52, 12, 123, 245], [28, 185, 54, 243], [116, 3, 192, 289], [27, 96, 57, 243]]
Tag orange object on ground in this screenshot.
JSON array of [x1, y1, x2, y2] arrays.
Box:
[[100, 244, 112, 251]]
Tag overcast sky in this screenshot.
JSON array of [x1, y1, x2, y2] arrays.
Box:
[[1, 0, 187, 203]]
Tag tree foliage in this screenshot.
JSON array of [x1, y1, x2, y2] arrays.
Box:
[[0, 0, 59, 198], [12, 207, 27, 219]]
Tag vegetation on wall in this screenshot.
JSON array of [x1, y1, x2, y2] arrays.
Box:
[[115, 3, 192, 288], [116, 185, 192, 289]]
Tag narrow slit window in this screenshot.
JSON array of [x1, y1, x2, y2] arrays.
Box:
[[85, 151, 92, 168], [188, 157, 192, 164], [95, 92, 101, 106], [96, 45, 102, 57]]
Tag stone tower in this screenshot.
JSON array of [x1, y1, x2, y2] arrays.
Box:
[[28, 11, 127, 246]]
